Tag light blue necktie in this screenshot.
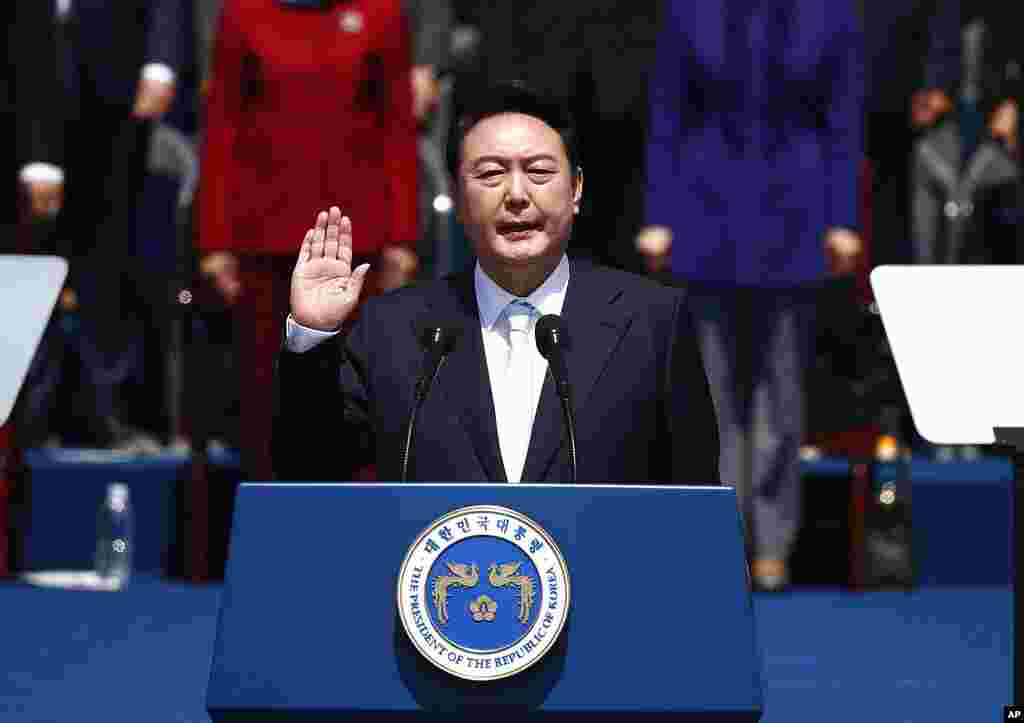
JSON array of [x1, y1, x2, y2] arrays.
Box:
[[501, 300, 538, 483]]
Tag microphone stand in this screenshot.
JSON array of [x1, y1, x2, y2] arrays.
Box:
[[400, 349, 449, 482], [555, 384, 578, 484], [537, 314, 578, 483]]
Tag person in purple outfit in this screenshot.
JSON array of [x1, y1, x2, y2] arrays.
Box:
[[637, 0, 865, 590]]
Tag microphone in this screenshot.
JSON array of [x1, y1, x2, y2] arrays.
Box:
[[535, 314, 577, 483], [401, 321, 461, 481]]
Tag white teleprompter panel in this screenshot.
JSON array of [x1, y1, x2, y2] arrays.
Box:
[[871, 265, 1024, 445], [0, 255, 67, 426]]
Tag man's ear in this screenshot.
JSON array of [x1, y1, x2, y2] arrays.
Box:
[[573, 167, 584, 214]]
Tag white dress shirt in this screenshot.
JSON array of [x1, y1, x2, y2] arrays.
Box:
[[285, 254, 571, 482]]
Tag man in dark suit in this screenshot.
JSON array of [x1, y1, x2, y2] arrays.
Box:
[[274, 83, 719, 485]]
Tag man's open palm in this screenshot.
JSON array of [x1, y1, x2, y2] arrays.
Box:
[[291, 207, 370, 331]]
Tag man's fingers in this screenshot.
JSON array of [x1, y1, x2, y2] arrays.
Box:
[[296, 229, 314, 266], [345, 262, 371, 298], [325, 208, 341, 260], [328, 207, 343, 259], [336, 214, 353, 263], [311, 217, 327, 257], [324, 226, 338, 261]]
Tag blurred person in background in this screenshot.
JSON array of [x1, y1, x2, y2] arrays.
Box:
[[906, 2, 1021, 463], [51, 0, 186, 449], [960, 1, 1022, 199], [406, 0, 452, 127], [637, 0, 865, 591], [5, 2, 65, 244], [854, 0, 957, 461], [199, 0, 419, 482], [3, 1, 65, 450], [13, 0, 186, 450], [195, 0, 448, 121], [862, 0, 960, 267], [406, 0, 456, 279], [189, 249, 241, 452], [911, 12, 1019, 267], [969, 0, 1024, 269]]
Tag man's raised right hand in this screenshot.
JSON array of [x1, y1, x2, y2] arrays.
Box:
[[290, 206, 371, 332]]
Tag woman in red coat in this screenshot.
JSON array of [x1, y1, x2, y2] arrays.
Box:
[[200, 0, 418, 481]]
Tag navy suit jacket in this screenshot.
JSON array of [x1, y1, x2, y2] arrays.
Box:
[[273, 257, 720, 485], [645, 0, 864, 286], [70, 0, 186, 106]]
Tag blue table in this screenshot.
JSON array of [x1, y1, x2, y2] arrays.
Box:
[[0, 577, 220, 722], [876, 457, 1014, 585], [0, 578, 1009, 722], [21, 449, 187, 574]]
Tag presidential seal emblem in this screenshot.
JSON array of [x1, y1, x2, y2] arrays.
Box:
[[397, 505, 570, 681]]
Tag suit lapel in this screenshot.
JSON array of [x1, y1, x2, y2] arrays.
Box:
[[424, 271, 508, 483], [521, 258, 634, 482]]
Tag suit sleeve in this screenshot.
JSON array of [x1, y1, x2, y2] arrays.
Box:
[[272, 311, 376, 481], [383, 8, 419, 246], [910, 139, 941, 264], [14, 1, 63, 168], [198, 0, 244, 252], [823, 1, 865, 232], [145, 0, 187, 70], [663, 290, 720, 485], [643, 0, 686, 229]]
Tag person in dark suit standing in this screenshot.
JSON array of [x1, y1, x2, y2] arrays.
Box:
[[637, 0, 865, 590], [273, 83, 719, 486], [965, 1, 1023, 160], [55, 0, 186, 446], [4, 1, 65, 242], [862, 0, 960, 267], [2, 1, 64, 460]]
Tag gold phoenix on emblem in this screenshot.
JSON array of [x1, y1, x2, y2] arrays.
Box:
[[469, 595, 497, 622], [432, 562, 479, 624], [489, 562, 536, 624], [431, 561, 537, 625]]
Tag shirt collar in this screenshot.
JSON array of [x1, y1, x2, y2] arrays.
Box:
[[474, 254, 570, 330]]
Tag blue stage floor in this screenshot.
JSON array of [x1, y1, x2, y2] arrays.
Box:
[[755, 587, 1011, 721], [0, 582, 1010, 722]]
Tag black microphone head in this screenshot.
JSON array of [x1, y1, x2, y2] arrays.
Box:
[[415, 319, 463, 352], [535, 314, 566, 360]]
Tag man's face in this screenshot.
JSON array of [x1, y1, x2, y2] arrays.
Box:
[[457, 113, 581, 272]]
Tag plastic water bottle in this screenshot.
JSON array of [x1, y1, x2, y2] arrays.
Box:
[[95, 483, 133, 589]]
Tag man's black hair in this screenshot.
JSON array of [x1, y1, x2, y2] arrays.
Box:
[[450, 80, 581, 180]]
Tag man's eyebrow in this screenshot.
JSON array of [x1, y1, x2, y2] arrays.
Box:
[[468, 154, 560, 167]]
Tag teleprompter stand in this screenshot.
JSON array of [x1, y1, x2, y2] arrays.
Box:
[[993, 428, 1024, 703]]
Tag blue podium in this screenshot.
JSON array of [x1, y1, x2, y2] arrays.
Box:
[[207, 484, 763, 721]]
